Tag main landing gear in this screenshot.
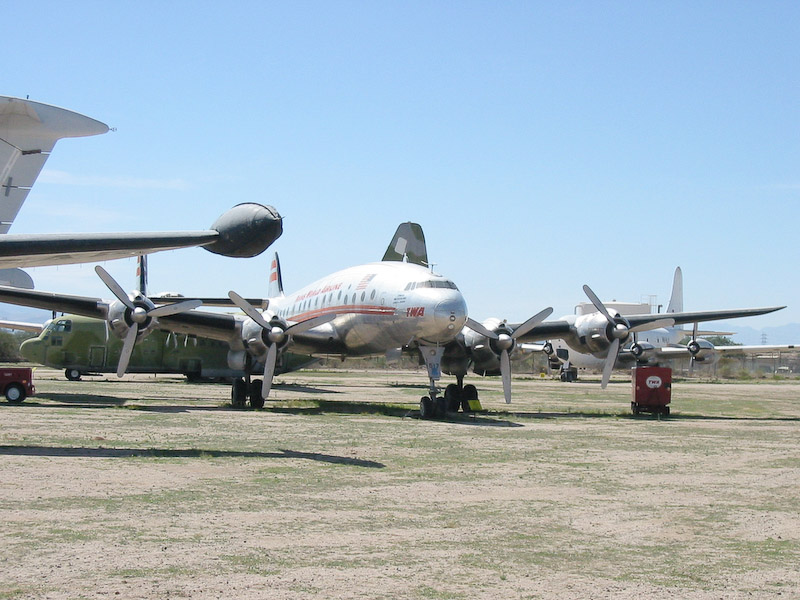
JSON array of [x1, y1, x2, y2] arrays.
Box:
[[230, 375, 265, 409]]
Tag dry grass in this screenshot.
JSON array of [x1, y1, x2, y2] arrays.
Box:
[[1, 367, 799, 599]]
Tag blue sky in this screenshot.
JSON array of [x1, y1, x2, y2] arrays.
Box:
[[4, 2, 799, 334]]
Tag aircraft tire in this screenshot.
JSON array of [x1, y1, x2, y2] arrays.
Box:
[[5, 383, 26, 404], [419, 396, 434, 419], [462, 384, 478, 401], [65, 368, 82, 381], [444, 384, 461, 412], [249, 380, 265, 409], [231, 378, 248, 408]]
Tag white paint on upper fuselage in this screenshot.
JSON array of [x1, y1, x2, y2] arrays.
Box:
[[267, 262, 468, 356]]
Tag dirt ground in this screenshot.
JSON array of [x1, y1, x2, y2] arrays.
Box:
[[1, 367, 799, 599]]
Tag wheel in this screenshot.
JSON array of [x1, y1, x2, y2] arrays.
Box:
[[419, 396, 434, 419], [5, 383, 26, 404], [231, 378, 248, 408], [462, 384, 478, 400], [65, 368, 82, 381], [631, 402, 640, 415], [662, 406, 670, 416], [435, 396, 448, 416], [249, 379, 265, 409], [444, 384, 461, 412]]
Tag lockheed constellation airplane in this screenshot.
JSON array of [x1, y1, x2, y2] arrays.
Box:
[[0, 223, 784, 417]]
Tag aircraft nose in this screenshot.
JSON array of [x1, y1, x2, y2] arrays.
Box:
[[20, 338, 43, 364], [435, 292, 468, 335]]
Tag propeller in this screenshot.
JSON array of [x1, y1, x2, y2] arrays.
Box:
[[688, 321, 699, 376], [582, 284, 631, 389], [228, 291, 336, 398], [582, 285, 676, 388], [95, 265, 202, 377], [466, 307, 553, 403]]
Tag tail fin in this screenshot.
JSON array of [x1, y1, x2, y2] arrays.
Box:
[[268, 253, 284, 298], [666, 267, 683, 314], [382, 222, 428, 266]]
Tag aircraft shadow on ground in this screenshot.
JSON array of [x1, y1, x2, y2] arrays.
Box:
[[0, 445, 385, 468]]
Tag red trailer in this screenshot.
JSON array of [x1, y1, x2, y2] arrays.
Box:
[[1, 367, 36, 404], [631, 366, 671, 415]]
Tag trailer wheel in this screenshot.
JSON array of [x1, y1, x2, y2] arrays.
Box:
[[65, 368, 82, 381], [5, 383, 26, 404]]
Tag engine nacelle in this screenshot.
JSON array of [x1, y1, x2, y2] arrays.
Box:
[[688, 338, 716, 362], [629, 341, 656, 363], [572, 312, 631, 355], [463, 317, 509, 376], [106, 296, 159, 341], [240, 311, 291, 358]]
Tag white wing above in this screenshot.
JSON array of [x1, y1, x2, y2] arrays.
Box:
[[0, 95, 109, 233]]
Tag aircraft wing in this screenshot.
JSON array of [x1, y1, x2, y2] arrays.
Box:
[[513, 306, 785, 343], [0, 202, 283, 269], [0, 319, 43, 333], [625, 307, 785, 330], [1, 95, 109, 234], [0, 284, 242, 344]]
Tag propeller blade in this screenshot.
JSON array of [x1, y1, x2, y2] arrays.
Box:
[[228, 291, 271, 329], [261, 343, 278, 398], [601, 337, 620, 389], [512, 307, 554, 340], [582, 285, 615, 325], [629, 318, 675, 333], [117, 324, 139, 377], [96, 265, 134, 309], [285, 313, 337, 336], [148, 299, 202, 318], [500, 349, 512, 404], [465, 318, 498, 339]]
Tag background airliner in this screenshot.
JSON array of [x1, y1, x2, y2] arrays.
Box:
[[529, 267, 797, 382]]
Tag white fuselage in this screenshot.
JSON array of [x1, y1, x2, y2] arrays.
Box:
[[267, 262, 468, 356]]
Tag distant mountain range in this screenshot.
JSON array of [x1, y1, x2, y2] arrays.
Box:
[[713, 321, 800, 346]]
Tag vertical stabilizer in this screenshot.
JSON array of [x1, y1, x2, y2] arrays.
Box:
[[666, 267, 683, 314], [268, 253, 284, 298], [382, 222, 428, 266]]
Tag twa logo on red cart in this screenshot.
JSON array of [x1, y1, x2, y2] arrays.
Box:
[[645, 376, 663, 389]]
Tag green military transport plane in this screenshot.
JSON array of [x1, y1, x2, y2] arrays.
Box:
[[19, 314, 317, 390]]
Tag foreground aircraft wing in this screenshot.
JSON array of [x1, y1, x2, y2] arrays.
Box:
[[0, 95, 109, 234], [0, 202, 283, 268]]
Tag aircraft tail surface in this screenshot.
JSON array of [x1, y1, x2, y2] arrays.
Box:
[[268, 253, 284, 298], [382, 222, 428, 266], [666, 267, 683, 314]]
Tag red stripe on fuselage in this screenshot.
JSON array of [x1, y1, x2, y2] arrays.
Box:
[[286, 304, 396, 322]]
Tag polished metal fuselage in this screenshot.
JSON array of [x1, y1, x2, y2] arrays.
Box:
[[267, 262, 468, 356]]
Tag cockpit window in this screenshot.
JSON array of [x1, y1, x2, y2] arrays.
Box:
[[406, 280, 458, 291], [54, 320, 72, 333]]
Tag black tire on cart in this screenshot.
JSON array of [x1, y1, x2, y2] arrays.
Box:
[[5, 383, 26, 404]]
